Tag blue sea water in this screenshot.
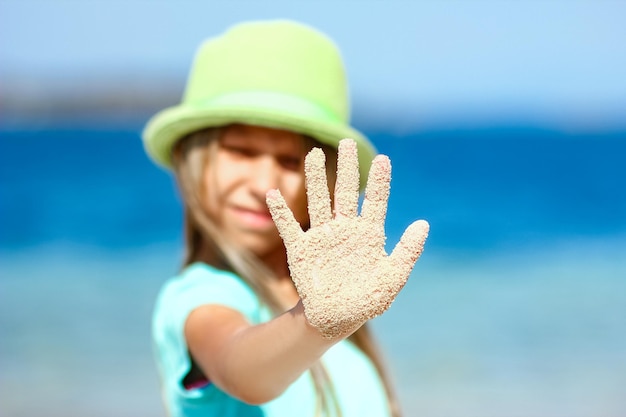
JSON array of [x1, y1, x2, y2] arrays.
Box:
[[2, 126, 624, 252], [1, 124, 625, 416]]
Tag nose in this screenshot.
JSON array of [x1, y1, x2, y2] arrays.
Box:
[[248, 156, 280, 196]]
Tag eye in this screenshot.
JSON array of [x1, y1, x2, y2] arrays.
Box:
[[221, 143, 257, 158], [278, 155, 303, 171]]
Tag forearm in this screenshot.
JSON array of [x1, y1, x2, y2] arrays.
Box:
[[188, 300, 338, 404]]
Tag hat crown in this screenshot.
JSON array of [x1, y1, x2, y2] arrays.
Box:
[[183, 20, 350, 122], [143, 19, 375, 179]]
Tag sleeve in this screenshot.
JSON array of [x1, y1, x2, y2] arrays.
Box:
[[152, 263, 261, 399]]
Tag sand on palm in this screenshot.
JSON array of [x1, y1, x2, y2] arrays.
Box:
[[267, 139, 429, 338]]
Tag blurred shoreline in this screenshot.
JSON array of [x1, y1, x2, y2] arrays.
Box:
[[0, 75, 182, 130], [2, 75, 626, 134]]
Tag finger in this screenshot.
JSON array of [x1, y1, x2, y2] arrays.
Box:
[[305, 147, 332, 227], [334, 139, 360, 218], [266, 189, 304, 249], [388, 219, 429, 280], [360, 155, 391, 225]]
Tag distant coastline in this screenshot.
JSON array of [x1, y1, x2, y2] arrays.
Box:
[[2, 74, 626, 134], [0, 74, 183, 129]]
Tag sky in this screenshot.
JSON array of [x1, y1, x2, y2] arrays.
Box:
[[2, 0, 626, 130]]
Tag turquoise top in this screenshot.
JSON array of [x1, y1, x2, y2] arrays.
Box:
[[152, 263, 391, 417]]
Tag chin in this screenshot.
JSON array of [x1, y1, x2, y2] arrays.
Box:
[[236, 234, 284, 259]]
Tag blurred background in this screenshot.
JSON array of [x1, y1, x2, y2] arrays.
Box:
[[1, 1, 625, 416]]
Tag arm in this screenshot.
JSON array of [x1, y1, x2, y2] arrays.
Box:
[[184, 300, 338, 405], [186, 139, 428, 405]]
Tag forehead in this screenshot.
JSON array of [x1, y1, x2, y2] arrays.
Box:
[[220, 124, 309, 152]]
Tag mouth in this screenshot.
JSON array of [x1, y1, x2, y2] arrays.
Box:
[[231, 206, 275, 229]]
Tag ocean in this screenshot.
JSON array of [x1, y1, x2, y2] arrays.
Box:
[[1, 124, 625, 416]]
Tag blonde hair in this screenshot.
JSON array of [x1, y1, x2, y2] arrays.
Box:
[[171, 127, 401, 417]]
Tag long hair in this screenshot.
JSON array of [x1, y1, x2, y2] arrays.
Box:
[[171, 127, 401, 417]]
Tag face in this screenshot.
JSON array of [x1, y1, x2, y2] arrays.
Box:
[[203, 124, 310, 258]]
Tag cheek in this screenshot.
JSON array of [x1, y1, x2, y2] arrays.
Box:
[[281, 173, 309, 226], [202, 158, 232, 218], [295, 188, 309, 225]]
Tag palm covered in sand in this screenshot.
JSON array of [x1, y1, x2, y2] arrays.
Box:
[[267, 139, 429, 339]]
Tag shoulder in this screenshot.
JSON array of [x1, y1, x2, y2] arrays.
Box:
[[154, 263, 263, 330], [159, 263, 254, 300]]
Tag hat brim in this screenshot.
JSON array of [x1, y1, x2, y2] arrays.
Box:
[[143, 91, 376, 187]]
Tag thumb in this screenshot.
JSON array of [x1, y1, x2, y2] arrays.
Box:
[[388, 219, 429, 280]]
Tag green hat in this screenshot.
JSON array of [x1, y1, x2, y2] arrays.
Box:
[[142, 20, 376, 184]]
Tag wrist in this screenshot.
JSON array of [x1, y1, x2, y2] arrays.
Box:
[[292, 299, 357, 344]]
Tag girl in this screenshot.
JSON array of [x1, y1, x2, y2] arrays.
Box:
[[143, 20, 429, 417]]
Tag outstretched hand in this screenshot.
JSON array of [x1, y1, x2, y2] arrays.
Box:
[[266, 139, 429, 339]]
